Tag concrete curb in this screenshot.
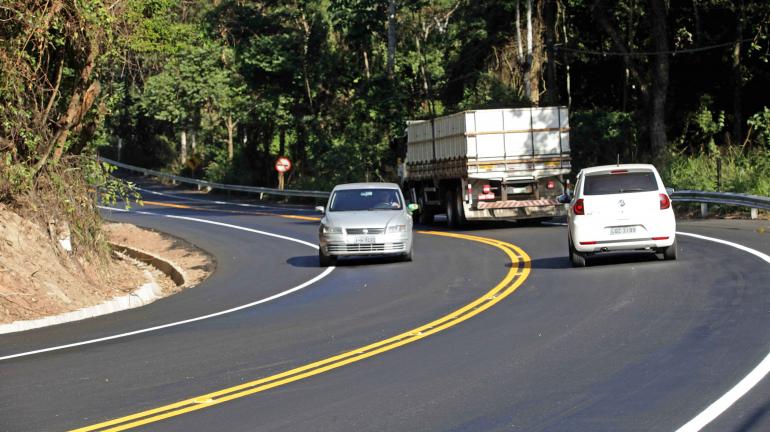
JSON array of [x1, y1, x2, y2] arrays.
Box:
[[0, 244, 186, 335], [109, 242, 186, 287]]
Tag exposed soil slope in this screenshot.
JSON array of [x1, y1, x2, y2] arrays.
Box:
[[0, 207, 213, 325]]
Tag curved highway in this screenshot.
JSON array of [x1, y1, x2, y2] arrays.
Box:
[[1, 180, 769, 432]]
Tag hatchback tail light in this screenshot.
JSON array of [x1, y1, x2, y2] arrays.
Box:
[[659, 193, 671, 210], [573, 198, 585, 215]]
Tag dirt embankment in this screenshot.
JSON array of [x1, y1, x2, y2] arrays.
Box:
[[0, 208, 213, 325]]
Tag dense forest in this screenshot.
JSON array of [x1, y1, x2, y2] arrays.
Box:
[[1, 0, 769, 201]]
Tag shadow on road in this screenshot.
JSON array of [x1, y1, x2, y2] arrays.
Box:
[[287, 254, 409, 268], [286, 256, 319, 268], [528, 256, 571, 269]]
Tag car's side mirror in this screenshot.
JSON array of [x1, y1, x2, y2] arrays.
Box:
[[407, 203, 419, 213], [315, 206, 325, 214], [557, 193, 571, 204], [666, 187, 674, 196]]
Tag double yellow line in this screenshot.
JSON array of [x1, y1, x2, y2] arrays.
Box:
[[74, 229, 530, 431]]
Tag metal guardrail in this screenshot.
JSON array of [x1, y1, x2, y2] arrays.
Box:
[[671, 190, 770, 210], [98, 157, 330, 199], [98, 157, 768, 216], [671, 190, 769, 218]]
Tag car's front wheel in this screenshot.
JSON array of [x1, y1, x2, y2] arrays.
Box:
[[319, 249, 337, 267], [402, 246, 413, 262]]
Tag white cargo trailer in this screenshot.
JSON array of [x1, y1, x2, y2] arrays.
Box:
[[400, 106, 571, 226]]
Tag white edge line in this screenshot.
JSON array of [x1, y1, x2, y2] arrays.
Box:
[[674, 231, 770, 432], [134, 186, 316, 212], [502, 222, 770, 431], [0, 207, 333, 361]]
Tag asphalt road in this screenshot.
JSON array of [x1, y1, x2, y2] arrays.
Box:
[[1, 182, 769, 432]]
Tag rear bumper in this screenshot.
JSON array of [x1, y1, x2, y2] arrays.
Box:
[[466, 200, 568, 221], [573, 237, 675, 253], [570, 214, 676, 253]]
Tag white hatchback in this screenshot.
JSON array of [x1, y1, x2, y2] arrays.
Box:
[[565, 164, 677, 267]]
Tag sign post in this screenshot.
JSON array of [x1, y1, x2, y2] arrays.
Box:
[[275, 157, 292, 190]]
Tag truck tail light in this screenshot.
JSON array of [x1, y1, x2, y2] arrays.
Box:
[[482, 184, 491, 194], [573, 198, 585, 215], [467, 184, 472, 202], [546, 180, 555, 189], [659, 194, 671, 210]]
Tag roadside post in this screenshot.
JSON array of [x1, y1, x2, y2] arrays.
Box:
[[275, 157, 292, 190]]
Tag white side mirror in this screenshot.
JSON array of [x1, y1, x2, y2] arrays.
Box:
[[315, 206, 325, 213]]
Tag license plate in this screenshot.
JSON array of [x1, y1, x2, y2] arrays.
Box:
[[355, 236, 376, 243], [506, 186, 532, 194], [610, 227, 636, 235]]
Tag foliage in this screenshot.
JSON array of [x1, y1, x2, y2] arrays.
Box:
[[677, 95, 725, 152], [747, 107, 770, 147], [569, 110, 640, 178], [665, 146, 770, 196], [0, 1, 116, 172], [5, 0, 770, 211]]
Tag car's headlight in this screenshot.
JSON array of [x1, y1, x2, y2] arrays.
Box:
[[321, 225, 343, 234], [387, 224, 407, 233]]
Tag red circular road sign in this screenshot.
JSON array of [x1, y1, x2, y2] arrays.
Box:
[[275, 157, 292, 173]]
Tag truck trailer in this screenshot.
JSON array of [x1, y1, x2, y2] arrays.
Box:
[[400, 106, 571, 226]]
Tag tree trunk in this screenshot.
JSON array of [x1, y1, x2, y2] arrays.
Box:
[[33, 31, 101, 173], [732, 1, 744, 145], [180, 130, 187, 163], [386, 0, 397, 78], [593, 2, 650, 108], [649, 0, 670, 161], [524, 0, 533, 101], [226, 115, 236, 161], [363, 50, 371, 79], [48, 81, 101, 165], [692, 0, 702, 45], [543, 0, 559, 105], [561, 4, 572, 107], [516, 0, 524, 62]]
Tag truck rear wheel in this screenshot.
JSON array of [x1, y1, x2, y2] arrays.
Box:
[[418, 207, 434, 225], [417, 195, 434, 225], [445, 189, 458, 228], [454, 185, 467, 226]]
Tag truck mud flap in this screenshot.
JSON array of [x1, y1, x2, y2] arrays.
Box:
[[476, 198, 561, 209]]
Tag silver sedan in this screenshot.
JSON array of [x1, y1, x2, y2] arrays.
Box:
[[317, 183, 417, 266]]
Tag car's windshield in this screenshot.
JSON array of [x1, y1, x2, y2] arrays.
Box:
[[329, 189, 403, 211], [583, 171, 658, 195]]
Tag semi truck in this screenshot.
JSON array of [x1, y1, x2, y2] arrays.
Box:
[[400, 106, 571, 226]]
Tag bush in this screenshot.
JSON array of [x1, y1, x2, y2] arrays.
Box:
[[665, 146, 770, 196]]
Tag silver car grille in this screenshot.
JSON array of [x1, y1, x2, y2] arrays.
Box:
[[345, 228, 385, 235], [327, 243, 406, 253]]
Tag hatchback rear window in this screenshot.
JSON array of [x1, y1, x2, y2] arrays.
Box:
[[583, 172, 658, 195]]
